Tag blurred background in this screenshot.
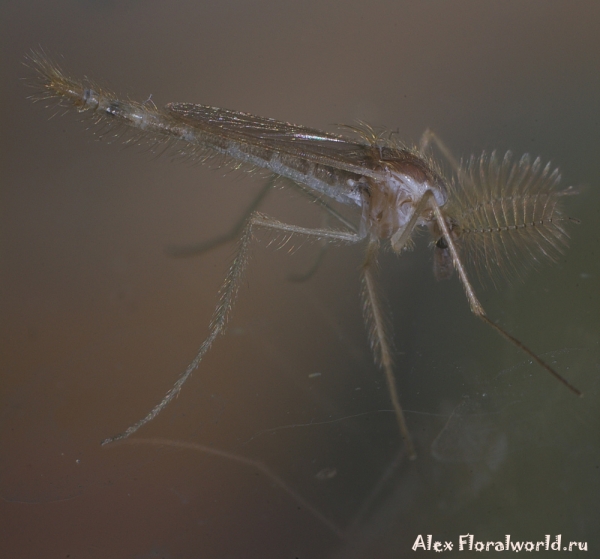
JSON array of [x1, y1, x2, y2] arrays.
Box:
[[1, 1, 599, 557]]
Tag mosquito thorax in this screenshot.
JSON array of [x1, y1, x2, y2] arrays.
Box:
[[364, 155, 448, 242]]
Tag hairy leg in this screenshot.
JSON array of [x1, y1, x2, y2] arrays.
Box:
[[102, 212, 363, 445], [361, 237, 417, 460]]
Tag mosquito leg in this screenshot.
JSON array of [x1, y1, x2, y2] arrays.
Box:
[[389, 190, 435, 253], [102, 213, 363, 445], [419, 129, 483, 199], [249, 213, 362, 243], [349, 448, 405, 530], [361, 237, 417, 460], [166, 175, 277, 257], [287, 241, 328, 282], [290, 182, 358, 232], [419, 128, 461, 174], [167, 174, 357, 282], [120, 437, 346, 540], [284, 181, 359, 282], [427, 196, 582, 396]]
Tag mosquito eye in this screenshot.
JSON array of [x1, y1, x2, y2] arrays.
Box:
[[436, 236, 448, 249]]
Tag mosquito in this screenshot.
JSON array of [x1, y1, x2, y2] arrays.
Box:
[[27, 52, 582, 460]]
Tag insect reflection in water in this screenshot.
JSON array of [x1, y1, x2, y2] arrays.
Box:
[[28, 52, 581, 461]]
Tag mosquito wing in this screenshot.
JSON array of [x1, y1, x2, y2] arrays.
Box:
[[167, 103, 388, 205]]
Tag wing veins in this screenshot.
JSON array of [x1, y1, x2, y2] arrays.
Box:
[[167, 103, 383, 180]]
